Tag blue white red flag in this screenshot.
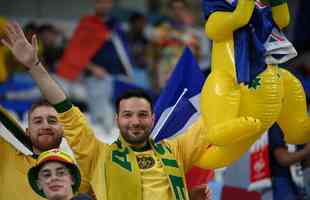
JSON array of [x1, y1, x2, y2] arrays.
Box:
[[151, 47, 205, 142]]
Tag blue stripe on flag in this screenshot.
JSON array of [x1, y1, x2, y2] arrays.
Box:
[[152, 47, 205, 142]]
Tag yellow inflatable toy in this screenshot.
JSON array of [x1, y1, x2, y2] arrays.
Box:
[[198, 0, 310, 166]]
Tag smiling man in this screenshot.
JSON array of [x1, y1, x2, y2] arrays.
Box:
[[0, 100, 64, 199], [116, 94, 154, 147], [26, 101, 63, 154]]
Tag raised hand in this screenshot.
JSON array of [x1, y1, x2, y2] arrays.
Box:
[[1, 21, 39, 69]]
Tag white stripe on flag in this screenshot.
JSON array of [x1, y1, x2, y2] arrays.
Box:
[[151, 88, 188, 139]]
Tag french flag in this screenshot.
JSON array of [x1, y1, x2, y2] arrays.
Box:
[[151, 47, 205, 141], [151, 47, 214, 188]]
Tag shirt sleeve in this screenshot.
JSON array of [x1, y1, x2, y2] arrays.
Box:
[[167, 118, 210, 173], [57, 105, 107, 185]]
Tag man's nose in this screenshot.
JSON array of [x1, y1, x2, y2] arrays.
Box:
[[41, 120, 51, 128], [131, 115, 140, 124]]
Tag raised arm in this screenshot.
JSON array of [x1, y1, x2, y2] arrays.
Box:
[[2, 22, 103, 191], [205, 0, 255, 41], [195, 136, 257, 169], [170, 118, 260, 171], [1, 21, 66, 104]]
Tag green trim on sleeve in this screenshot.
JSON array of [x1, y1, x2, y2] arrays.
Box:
[[269, 0, 287, 7], [53, 99, 73, 113]]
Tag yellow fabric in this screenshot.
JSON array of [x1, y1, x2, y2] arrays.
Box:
[[106, 135, 189, 200], [134, 150, 172, 200], [105, 137, 143, 200], [0, 137, 45, 200], [58, 107, 215, 200], [59, 105, 272, 199]]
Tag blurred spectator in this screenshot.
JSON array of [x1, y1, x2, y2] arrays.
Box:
[[126, 12, 151, 89], [168, 0, 211, 73], [37, 24, 65, 72], [268, 123, 310, 200], [168, 0, 195, 29], [148, 0, 211, 92], [145, 0, 165, 25], [287, 6, 310, 192], [288, 0, 310, 74], [292, 0, 310, 54], [57, 0, 134, 133]]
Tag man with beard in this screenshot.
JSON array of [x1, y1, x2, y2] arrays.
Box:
[[2, 21, 259, 200], [0, 100, 64, 199]]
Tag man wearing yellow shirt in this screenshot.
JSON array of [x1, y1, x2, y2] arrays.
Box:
[[2, 21, 260, 200], [0, 100, 63, 199]]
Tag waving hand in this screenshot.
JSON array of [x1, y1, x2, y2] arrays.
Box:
[[1, 21, 39, 69]]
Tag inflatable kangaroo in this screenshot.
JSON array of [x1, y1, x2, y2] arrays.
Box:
[[200, 0, 310, 148]]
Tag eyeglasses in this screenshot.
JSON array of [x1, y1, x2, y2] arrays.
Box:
[[38, 167, 70, 182]]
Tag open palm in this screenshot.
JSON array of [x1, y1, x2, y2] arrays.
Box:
[[1, 21, 38, 69]]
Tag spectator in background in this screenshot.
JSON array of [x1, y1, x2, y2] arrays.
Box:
[[167, 0, 211, 75], [126, 12, 152, 89], [268, 123, 310, 200], [168, 0, 195, 29], [292, 0, 310, 55], [37, 24, 65, 72], [145, 0, 165, 25], [57, 0, 134, 133], [290, 0, 310, 95], [292, 0, 310, 195], [148, 0, 210, 92]]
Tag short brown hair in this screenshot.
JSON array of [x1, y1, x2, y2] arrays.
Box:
[[28, 99, 53, 120]]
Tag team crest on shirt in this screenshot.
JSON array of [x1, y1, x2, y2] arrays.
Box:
[[137, 155, 155, 169]]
